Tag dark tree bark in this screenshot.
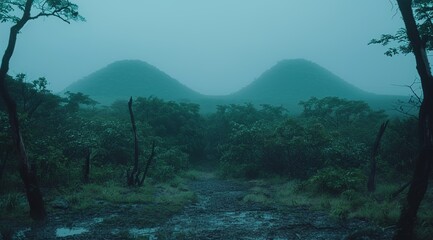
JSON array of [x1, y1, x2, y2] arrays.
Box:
[[0, 150, 9, 182], [139, 141, 155, 185], [0, 0, 46, 221], [83, 148, 91, 183], [126, 97, 156, 186], [367, 120, 389, 192], [394, 0, 433, 239], [127, 97, 140, 186]]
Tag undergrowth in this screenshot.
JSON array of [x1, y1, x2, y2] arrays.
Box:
[[243, 178, 433, 240]]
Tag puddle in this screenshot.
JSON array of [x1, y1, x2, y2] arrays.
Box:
[[56, 227, 89, 238], [129, 227, 159, 240], [55, 217, 104, 238]]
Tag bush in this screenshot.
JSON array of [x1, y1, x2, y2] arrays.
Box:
[[308, 167, 365, 195], [150, 148, 188, 182], [1, 193, 21, 212]]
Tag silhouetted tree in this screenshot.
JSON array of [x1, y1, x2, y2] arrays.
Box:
[[373, 0, 433, 239], [0, 0, 83, 221], [126, 97, 156, 186]]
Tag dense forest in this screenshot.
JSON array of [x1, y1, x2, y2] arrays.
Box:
[[1, 74, 430, 239], [1, 0, 433, 240]]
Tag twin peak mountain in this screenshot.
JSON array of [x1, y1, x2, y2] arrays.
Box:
[[64, 59, 400, 113]]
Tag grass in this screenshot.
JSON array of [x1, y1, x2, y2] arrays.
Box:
[[1, 171, 197, 228], [0, 192, 29, 221], [59, 176, 196, 212], [243, 178, 433, 240], [63, 181, 154, 210]]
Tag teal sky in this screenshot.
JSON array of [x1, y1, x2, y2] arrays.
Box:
[[0, 0, 418, 96]]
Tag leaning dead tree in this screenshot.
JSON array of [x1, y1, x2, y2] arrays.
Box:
[[394, 0, 433, 239], [367, 120, 389, 192], [126, 97, 155, 186]]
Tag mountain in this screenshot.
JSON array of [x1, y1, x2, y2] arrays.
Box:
[[64, 59, 405, 113], [64, 60, 203, 104], [228, 59, 403, 113], [231, 59, 368, 102]]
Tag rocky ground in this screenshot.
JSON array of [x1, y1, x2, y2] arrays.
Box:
[[2, 175, 394, 240]]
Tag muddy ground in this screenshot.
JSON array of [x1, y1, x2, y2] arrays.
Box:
[[2, 175, 394, 240]]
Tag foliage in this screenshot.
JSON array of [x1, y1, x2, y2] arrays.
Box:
[[0, 0, 84, 24], [211, 98, 387, 180], [0, 74, 420, 231], [369, 0, 433, 56], [150, 147, 189, 182], [64, 91, 99, 112], [322, 138, 368, 169], [308, 167, 365, 195], [380, 117, 418, 175], [133, 97, 205, 164], [299, 97, 387, 142], [1, 192, 22, 212]]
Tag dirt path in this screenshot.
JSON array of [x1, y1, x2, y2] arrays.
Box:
[[155, 177, 393, 239], [3, 175, 393, 239]]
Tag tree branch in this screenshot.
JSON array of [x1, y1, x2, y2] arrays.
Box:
[[30, 6, 72, 24]]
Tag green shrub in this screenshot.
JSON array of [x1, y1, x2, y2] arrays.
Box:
[[28, 145, 81, 187], [308, 167, 365, 195], [0, 192, 24, 214], [150, 148, 188, 182]]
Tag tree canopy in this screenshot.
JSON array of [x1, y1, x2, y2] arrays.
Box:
[[370, 0, 433, 56], [0, 0, 83, 24]]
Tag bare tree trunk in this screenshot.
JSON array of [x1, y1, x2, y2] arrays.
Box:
[[367, 120, 389, 192], [125, 97, 156, 186], [0, 150, 8, 182], [139, 141, 155, 186], [127, 97, 139, 186], [0, 0, 46, 221], [83, 148, 90, 183], [394, 0, 433, 239]]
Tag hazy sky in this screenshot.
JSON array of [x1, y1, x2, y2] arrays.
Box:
[[0, 0, 419, 96]]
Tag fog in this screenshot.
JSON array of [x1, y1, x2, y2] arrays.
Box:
[[0, 0, 417, 96]]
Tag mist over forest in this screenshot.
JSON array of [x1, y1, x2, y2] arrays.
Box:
[[0, 1, 432, 240]]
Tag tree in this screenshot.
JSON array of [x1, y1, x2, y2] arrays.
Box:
[[0, 0, 83, 221], [369, 0, 433, 56], [64, 91, 99, 112], [394, 1, 433, 239], [373, 1, 433, 239], [126, 97, 155, 186]]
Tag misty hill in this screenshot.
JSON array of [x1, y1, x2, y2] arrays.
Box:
[[231, 59, 368, 101], [228, 59, 403, 112], [64, 59, 405, 113], [64, 60, 203, 104], [232, 59, 368, 101]]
